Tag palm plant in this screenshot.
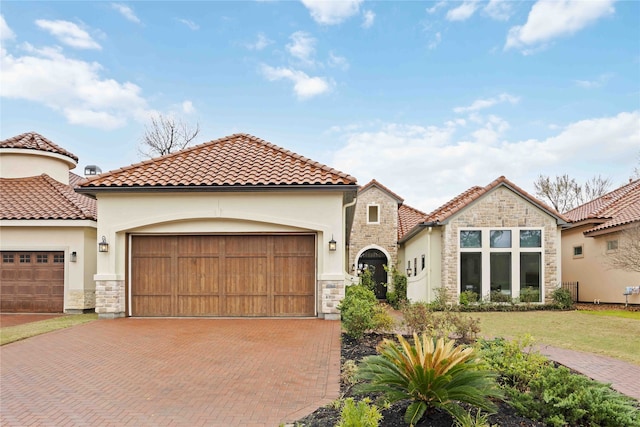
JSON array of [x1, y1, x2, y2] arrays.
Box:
[[355, 334, 503, 426]]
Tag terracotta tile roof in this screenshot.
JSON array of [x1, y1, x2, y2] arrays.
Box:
[[0, 174, 96, 220], [359, 179, 404, 203], [0, 132, 78, 162], [398, 204, 428, 239], [80, 133, 357, 189], [423, 176, 569, 224], [564, 179, 640, 234]]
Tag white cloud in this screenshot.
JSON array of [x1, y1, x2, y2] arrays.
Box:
[[300, 0, 363, 25], [286, 31, 316, 65], [426, 1, 447, 15], [177, 18, 199, 31], [331, 111, 640, 213], [245, 33, 273, 50], [484, 0, 513, 21], [35, 20, 101, 50], [182, 100, 195, 114], [428, 32, 442, 50], [574, 73, 613, 89], [446, 1, 479, 22], [328, 51, 349, 70], [0, 42, 149, 129], [453, 93, 520, 113], [1, 15, 15, 41], [362, 10, 375, 28], [111, 3, 141, 24], [260, 64, 332, 99], [505, 0, 615, 52]]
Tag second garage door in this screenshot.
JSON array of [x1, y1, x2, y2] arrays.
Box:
[[131, 235, 316, 317]]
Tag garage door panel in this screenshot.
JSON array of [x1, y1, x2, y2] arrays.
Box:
[[133, 257, 172, 294], [133, 296, 172, 317], [225, 236, 268, 256], [133, 236, 175, 256], [224, 257, 267, 295], [177, 296, 220, 316], [178, 257, 219, 294], [225, 296, 268, 316], [274, 235, 315, 256], [274, 296, 315, 316], [178, 236, 221, 255]]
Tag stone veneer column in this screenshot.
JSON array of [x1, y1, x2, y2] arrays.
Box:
[[95, 279, 125, 319], [65, 290, 96, 314], [320, 280, 345, 320]]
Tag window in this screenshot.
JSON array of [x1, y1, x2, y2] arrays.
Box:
[[421, 254, 425, 270], [3, 254, 14, 263], [414, 257, 417, 276], [37, 254, 48, 263], [460, 230, 481, 248], [459, 228, 543, 302], [367, 204, 379, 224], [607, 240, 618, 251], [53, 254, 65, 263], [573, 245, 583, 258], [19, 254, 31, 263]]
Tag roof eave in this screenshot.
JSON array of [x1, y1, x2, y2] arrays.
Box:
[[76, 183, 360, 196], [398, 221, 439, 244]]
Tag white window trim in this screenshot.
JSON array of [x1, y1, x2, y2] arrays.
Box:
[[573, 244, 584, 258], [367, 204, 380, 224], [458, 227, 544, 301]]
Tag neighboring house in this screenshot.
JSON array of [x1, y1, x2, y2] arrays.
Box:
[[76, 133, 358, 319], [0, 132, 97, 313], [562, 179, 640, 305], [350, 176, 567, 304]]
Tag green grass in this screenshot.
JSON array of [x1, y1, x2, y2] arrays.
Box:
[[578, 310, 640, 320], [473, 311, 640, 365], [1, 314, 98, 346]]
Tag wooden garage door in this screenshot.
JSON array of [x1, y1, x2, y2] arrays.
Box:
[[0, 252, 64, 313], [131, 235, 316, 317]]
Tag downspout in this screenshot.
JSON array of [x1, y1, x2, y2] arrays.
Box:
[[343, 196, 358, 276], [427, 226, 433, 302]]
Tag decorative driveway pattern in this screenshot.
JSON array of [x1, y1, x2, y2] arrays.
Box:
[[0, 318, 341, 426]]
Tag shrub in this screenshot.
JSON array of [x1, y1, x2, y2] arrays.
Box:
[[449, 313, 481, 343], [401, 301, 436, 335], [385, 265, 407, 309], [359, 267, 378, 294], [459, 290, 479, 306], [341, 359, 359, 387], [371, 303, 396, 333], [338, 285, 377, 339], [336, 398, 382, 427], [385, 290, 398, 308], [489, 291, 511, 303], [551, 287, 573, 309], [509, 365, 640, 427], [432, 286, 451, 310], [356, 334, 503, 425], [454, 409, 496, 427], [519, 287, 540, 303]]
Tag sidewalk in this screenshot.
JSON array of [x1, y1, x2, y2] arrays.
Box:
[[538, 344, 640, 401]]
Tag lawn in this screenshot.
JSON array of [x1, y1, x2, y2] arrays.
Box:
[[0, 314, 98, 345], [473, 310, 640, 365]]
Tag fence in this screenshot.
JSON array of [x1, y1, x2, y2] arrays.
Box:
[[561, 281, 579, 303]]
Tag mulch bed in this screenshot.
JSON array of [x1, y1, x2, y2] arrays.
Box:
[[296, 333, 545, 427]]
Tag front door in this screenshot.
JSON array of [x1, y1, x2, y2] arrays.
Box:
[[358, 249, 388, 299]]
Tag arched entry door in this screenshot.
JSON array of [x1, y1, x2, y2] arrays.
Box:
[[358, 249, 388, 299]]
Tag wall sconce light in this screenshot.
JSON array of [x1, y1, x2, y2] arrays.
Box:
[[328, 236, 337, 251], [70, 251, 77, 262], [98, 236, 109, 253], [406, 267, 412, 277]]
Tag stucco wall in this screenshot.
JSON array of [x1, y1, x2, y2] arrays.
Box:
[[562, 226, 640, 304], [348, 186, 399, 276], [93, 190, 348, 317], [0, 151, 75, 184], [440, 187, 561, 303], [0, 222, 97, 311], [398, 226, 442, 302]]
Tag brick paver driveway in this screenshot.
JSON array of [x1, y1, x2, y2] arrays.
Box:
[[0, 318, 341, 426]]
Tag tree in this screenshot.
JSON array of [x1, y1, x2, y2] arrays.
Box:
[[604, 223, 640, 273], [138, 114, 200, 158], [533, 174, 612, 213]]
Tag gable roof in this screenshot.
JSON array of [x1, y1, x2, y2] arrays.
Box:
[[424, 176, 568, 224], [0, 132, 78, 163], [0, 174, 96, 220], [564, 179, 640, 235], [78, 133, 357, 192], [398, 204, 428, 239], [359, 179, 404, 203]]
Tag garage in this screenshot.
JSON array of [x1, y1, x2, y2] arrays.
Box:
[[130, 234, 316, 317], [0, 251, 65, 313]]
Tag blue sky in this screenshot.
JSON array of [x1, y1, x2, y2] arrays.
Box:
[[1, 0, 639, 212]]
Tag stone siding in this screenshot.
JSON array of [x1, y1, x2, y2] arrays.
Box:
[[95, 279, 125, 319], [320, 280, 345, 320], [440, 187, 559, 302], [66, 289, 96, 313], [348, 186, 399, 273]]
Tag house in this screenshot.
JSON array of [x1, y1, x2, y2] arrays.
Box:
[[562, 179, 640, 305], [0, 132, 97, 313], [76, 133, 358, 319], [349, 176, 568, 304]]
